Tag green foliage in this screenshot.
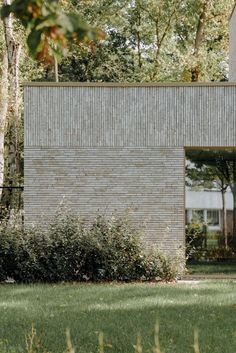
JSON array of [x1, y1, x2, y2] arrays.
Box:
[[58, 30, 135, 82], [185, 149, 236, 192], [186, 221, 207, 260], [38, 211, 86, 282], [204, 246, 236, 261], [0, 211, 182, 283], [186, 148, 236, 248], [145, 247, 185, 281], [185, 162, 223, 190], [1, 0, 104, 62], [80, 214, 145, 281], [0, 220, 21, 281], [0, 212, 83, 282], [64, 0, 234, 82]]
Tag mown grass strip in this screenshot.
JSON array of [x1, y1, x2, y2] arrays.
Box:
[[0, 282, 235, 353]]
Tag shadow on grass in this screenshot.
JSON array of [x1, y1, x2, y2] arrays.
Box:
[[0, 282, 235, 353], [187, 262, 236, 275]]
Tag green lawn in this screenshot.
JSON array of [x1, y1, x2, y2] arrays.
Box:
[[187, 262, 236, 275], [206, 238, 218, 248], [0, 282, 236, 353]]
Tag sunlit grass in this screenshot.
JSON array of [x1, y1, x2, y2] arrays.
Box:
[[0, 281, 236, 353]]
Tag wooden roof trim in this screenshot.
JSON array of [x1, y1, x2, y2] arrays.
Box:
[[23, 81, 236, 88]]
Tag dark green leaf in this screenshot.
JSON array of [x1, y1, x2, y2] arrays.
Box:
[[0, 5, 11, 19], [27, 30, 43, 55]]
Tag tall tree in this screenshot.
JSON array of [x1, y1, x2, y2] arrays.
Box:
[[0, 0, 103, 213], [186, 149, 236, 248], [65, 0, 234, 82], [0, 0, 21, 212], [0, 18, 8, 199], [176, 0, 234, 81], [186, 162, 230, 248]]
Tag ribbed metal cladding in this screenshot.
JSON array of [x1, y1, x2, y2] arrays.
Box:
[[24, 84, 236, 253], [25, 85, 236, 147]]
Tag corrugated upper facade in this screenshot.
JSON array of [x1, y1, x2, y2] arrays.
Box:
[[24, 83, 236, 252]]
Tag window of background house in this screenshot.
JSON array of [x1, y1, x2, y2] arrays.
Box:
[[192, 209, 204, 222], [207, 210, 220, 226]]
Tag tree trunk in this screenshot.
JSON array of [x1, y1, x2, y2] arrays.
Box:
[[3, 0, 22, 122], [135, 1, 142, 69], [232, 161, 236, 248], [0, 50, 8, 201], [54, 56, 59, 82], [221, 188, 228, 249], [1, 0, 22, 213], [191, 2, 209, 82]]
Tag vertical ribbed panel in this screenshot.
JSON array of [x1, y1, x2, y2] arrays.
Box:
[[25, 86, 236, 147]]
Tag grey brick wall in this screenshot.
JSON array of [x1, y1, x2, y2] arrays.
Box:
[[24, 146, 184, 251], [24, 83, 236, 253]]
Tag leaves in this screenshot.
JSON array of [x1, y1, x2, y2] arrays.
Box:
[[0, 4, 11, 18], [65, 0, 234, 82], [0, 0, 105, 63], [27, 29, 43, 56]]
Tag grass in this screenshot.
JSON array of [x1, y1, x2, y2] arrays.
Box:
[[0, 282, 236, 353], [206, 238, 218, 248], [187, 262, 236, 275]]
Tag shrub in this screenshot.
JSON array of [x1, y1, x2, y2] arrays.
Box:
[[0, 219, 23, 281], [41, 211, 86, 282], [0, 210, 185, 283], [185, 221, 207, 260], [0, 210, 87, 282], [203, 246, 236, 262], [0, 220, 52, 282], [77, 214, 146, 281], [19, 211, 90, 282], [145, 247, 185, 281]]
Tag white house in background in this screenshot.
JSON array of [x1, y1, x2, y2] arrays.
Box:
[[185, 188, 234, 233]]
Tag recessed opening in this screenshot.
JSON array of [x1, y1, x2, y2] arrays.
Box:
[[185, 147, 236, 275]]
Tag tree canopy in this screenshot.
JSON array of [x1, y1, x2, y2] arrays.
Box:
[[56, 0, 234, 82], [186, 149, 236, 247]]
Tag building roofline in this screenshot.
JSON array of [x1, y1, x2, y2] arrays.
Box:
[[22, 81, 236, 88]]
